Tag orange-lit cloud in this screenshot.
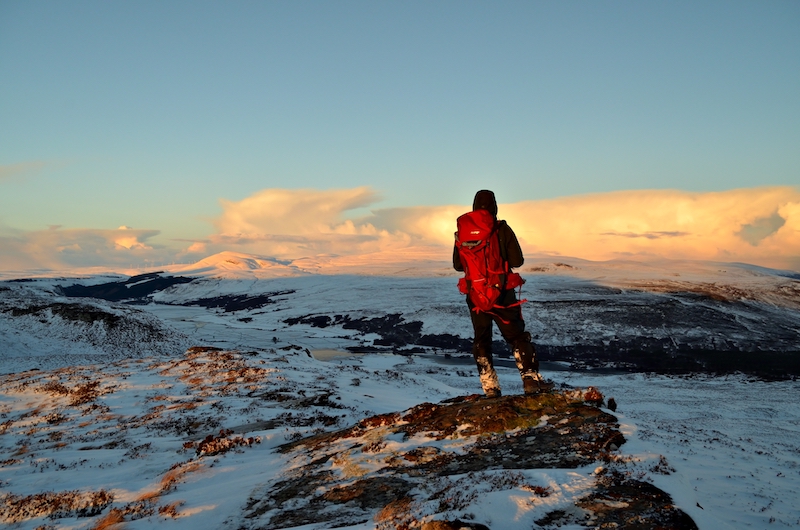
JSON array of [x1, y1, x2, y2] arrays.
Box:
[[0, 226, 164, 271], [216, 187, 380, 235], [0, 161, 49, 181], [499, 187, 800, 270], [204, 187, 413, 257], [2, 186, 799, 273], [198, 186, 800, 271]]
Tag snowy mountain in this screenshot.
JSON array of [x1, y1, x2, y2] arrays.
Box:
[[5, 251, 796, 377], [1, 253, 799, 529], [0, 281, 190, 372]]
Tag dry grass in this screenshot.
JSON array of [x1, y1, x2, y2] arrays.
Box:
[[375, 496, 419, 530], [0, 346, 321, 528], [188, 429, 262, 456], [0, 489, 114, 524], [159, 460, 202, 493], [157, 501, 185, 518], [91, 506, 129, 530], [89, 461, 203, 528]]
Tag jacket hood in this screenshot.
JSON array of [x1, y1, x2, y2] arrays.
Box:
[[472, 190, 498, 217]]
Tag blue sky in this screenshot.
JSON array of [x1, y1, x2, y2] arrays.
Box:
[[1, 1, 799, 271]]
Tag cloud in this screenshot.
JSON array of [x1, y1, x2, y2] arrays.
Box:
[[215, 187, 381, 236], [599, 231, 690, 239], [202, 187, 413, 258], [0, 226, 167, 271], [0, 161, 49, 182], [2, 186, 799, 274], [736, 212, 786, 246], [496, 186, 800, 270], [193, 185, 800, 271]]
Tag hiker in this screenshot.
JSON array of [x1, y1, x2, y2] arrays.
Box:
[[453, 190, 551, 397]]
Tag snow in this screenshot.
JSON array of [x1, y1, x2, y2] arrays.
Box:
[[1, 254, 799, 528], [558, 372, 800, 529]]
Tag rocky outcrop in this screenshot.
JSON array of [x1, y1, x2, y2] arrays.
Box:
[[283, 309, 800, 378], [243, 390, 696, 530]]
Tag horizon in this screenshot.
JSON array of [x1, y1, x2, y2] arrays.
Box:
[[2, 2, 799, 273], [2, 241, 799, 284], [1, 186, 799, 275]]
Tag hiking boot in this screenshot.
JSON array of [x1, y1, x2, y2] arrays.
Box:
[[484, 388, 502, 398], [523, 373, 553, 395]]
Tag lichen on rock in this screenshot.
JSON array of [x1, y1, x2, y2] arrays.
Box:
[[243, 390, 696, 529]]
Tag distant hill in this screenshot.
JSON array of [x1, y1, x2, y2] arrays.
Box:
[[2, 253, 799, 377]]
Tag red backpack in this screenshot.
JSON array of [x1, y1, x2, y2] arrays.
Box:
[[455, 209, 525, 313]]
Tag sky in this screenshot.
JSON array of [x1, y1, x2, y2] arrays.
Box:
[[1, 1, 799, 272]]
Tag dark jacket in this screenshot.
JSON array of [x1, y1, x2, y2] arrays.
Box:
[[453, 189, 524, 272]]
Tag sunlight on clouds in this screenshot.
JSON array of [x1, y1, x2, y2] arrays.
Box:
[[114, 236, 151, 250], [196, 185, 800, 271], [113, 226, 153, 250], [186, 241, 207, 253], [1, 186, 798, 273], [365, 205, 466, 245], [499, 187, 800, 270], [0, 226, 164, 270], [215, 187, 380, 236], [0, 161, 48, 181], [207, 187, 411, 258]]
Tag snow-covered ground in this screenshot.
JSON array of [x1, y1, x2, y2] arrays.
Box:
[[559, 371, 800, 529], [1, 253, 799, 528]]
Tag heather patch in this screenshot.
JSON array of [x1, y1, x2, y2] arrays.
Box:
[[0, 345, 354, 529]]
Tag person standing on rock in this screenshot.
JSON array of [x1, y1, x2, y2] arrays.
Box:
[[453, 189, 552, 397]]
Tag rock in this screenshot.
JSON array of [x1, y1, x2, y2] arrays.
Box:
[[422, 520, 491, 530], [243, 391, 696, 529]]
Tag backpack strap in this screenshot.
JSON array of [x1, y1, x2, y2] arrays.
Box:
[[496, 220, 509, 263], [493, 220, 527, 315]]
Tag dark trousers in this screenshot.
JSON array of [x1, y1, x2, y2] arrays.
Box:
[[468, 289, 538, 383]]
